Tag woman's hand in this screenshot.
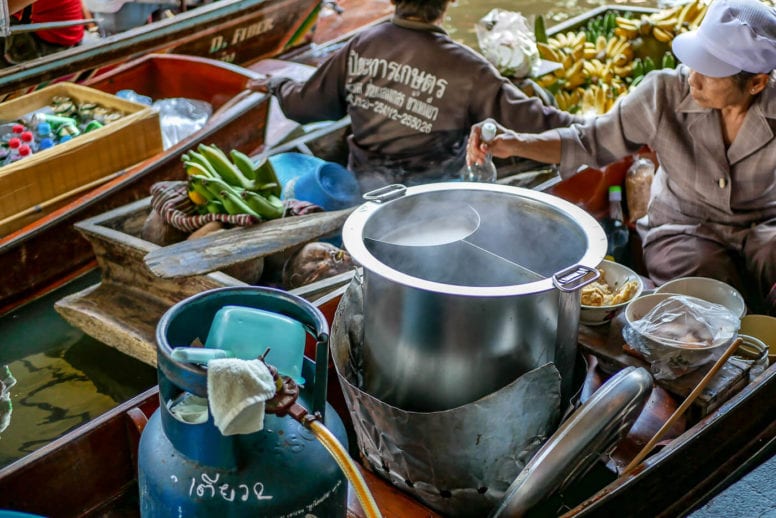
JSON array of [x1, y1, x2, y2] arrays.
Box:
[[467, 119, 563, 167], [466, 118, 518, 167]]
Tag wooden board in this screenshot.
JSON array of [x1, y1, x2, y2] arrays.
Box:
[[143, 207, 355, 278]]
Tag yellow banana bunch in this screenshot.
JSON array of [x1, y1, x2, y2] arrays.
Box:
[[642, 0, 709, 42], [686, 1, 709, 30], [565, 59, 586, 89], [606, 36, 634, 62], [537, 42, 564, 63], [536, 73, 559, 89], [614, 16, 639, 39], [555, 90, 579, 112], [531, 4, 706, 116], [580, 84, 615, 115]]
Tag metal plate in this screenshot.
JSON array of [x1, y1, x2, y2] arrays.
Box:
[[492, 366, 653, 517]]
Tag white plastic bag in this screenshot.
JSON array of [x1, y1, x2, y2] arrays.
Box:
[[476, 9, 540, 78], [625, 295, 740, 380], [153, 98, 212, 150]]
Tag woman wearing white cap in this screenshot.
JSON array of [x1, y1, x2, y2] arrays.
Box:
[[467, 0, 776, 315]]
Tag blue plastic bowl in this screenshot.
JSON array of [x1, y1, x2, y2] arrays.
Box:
[[269, 152, 360, 210]]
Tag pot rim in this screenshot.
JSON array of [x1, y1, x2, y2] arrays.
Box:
[[342, 182, 608, 296]]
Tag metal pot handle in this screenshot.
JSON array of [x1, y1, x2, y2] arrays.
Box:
[[552, 264, 599, 409], [552, 264, 599, 292], [362, 184, 406, 203]]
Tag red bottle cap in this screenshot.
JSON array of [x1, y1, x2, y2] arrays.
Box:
[[12, 124, 25, 134], [20, 131, 34, 143], [19, 144, 31, 156], [8, 137, 21, 149]]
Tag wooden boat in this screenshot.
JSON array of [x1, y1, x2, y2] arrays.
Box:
[[0, 0, 321, 101], [2, 282, 775, 517], [46, 111, 776, 515], [0, 53, 271, 315], [0, 0, 396, 316], [52, 116, 356, 366], [7, 5, 774, 514]]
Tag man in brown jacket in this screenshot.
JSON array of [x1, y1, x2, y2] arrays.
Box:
[[250, 0, 580, 193]]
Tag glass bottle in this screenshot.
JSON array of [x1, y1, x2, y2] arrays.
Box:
[[462, 122, 498, 182], [602, 185, 630, 263]]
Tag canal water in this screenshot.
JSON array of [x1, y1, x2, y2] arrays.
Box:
[[0, 270, 157, 468], [445, 0, 661, 48]]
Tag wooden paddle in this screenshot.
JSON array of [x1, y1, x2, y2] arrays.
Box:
[[144, 207, 355, 278], [621, 337, 743, 475]]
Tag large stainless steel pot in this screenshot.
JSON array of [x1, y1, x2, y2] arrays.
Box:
[[342, 183, 607, 411]]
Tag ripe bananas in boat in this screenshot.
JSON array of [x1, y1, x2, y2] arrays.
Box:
[[529, 2, 708, 115]]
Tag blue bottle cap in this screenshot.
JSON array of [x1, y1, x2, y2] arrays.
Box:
[[38, 137, 55, 150], [59, 135, 72, 144], [36, 122, 52, 136]]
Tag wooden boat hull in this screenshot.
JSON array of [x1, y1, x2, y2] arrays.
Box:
[[0, 0, 321, 100], [0, 53, 270, 315], [2, 288, 774, 517]]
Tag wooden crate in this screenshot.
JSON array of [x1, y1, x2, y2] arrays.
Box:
[[0, 83, 163, 236]]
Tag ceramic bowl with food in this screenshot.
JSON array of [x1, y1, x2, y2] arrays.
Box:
[[580, 260, 644, 326], [623, 293, 739, 379], [655, 276, 747, 319]]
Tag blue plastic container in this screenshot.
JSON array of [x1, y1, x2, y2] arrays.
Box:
[[269, 152, 361, 210], [205, 305, 306, 384]]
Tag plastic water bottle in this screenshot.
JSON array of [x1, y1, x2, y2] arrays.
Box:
[[38, 137, 55, 151], [20, 130, 35, 152], [17, 144, 32, 161], [463, 122, 498, 182], [602, 185, 630, 263], [4, 137, 22, 165]]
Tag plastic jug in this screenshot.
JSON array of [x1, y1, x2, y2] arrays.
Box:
[[205, 305, 306, 384]]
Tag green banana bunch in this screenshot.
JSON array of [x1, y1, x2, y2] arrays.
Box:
[[229, 150, 282, 197], [661, 50, 676, 69], [181, 143, 286, 220], [197, 143, 259, 191], [241, 189, 284, 220], [190, 174, 262, 219]]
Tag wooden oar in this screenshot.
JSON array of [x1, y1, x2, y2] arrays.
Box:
[[621, 337, 743, 475], [143, 207, 355, 278]]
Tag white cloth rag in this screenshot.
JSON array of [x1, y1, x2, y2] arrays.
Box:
[[207, 358, 276, 436]]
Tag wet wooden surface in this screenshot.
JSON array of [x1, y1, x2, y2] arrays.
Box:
[[143, 208, 355, 278], [313, 0, 393, 45]]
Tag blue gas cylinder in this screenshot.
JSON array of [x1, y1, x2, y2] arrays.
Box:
[[139, 286, 349, 517]]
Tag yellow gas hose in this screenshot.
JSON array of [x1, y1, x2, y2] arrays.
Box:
[[308, 420, 383, 518]]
